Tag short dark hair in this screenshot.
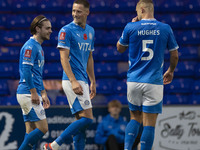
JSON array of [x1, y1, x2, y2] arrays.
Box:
[[73, 0, 90, 9], [30, 15, 49, 35]]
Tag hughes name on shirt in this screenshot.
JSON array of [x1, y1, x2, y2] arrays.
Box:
[[138, 30, 160, 36]]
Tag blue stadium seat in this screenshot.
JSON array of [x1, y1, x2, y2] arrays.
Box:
[[44, 47, 60, 62], [195, 63, 200, 78], [88, 0, 109, 12], [190, 94, 200, 104], [182, 14, 200, 29], [0, 80, 9, 95], [43, 63, 63, 79], [164, 78, 193, 94], [5, 14, 32, 29], [106, 14, 133, 29], [108, 94, 128, 105], [184, 0, 200, 12], [55, 14, 73, 29], [178, 46, 199, 60], [0, 14, 7, 28], [96, 79, 115, 94], [192, 80, 200, 94], [95, 62, 118, 77], [10, 0, 37, 12], [164, 94, 189, 105], [0, 96, 18, 105], [110, 0, 136, 12], [94, 30, 106, 45], [178, 30, 200, 45], [173, 61, 196, 77], [0, 63, 15, 78], [87, 14, 106, 28], [0, 47, 20, 61], [103, 30, 122, 45], [44, 14, 60, 29], [154, 0, 184, 12], [0, 30, 30, 46], [55, 96, 68, 105], [0, 0, 11, 12], [113, 79, 127, 94]]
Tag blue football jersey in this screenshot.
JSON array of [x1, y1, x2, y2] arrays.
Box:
[[119, 19, 179, 85], [57, 21, 95, 83], [17, 37, 45, 95]]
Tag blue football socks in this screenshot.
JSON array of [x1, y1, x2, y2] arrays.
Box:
[[55, 117, 93, 146], [24, 133, 36, 150], [124, 119, 141, 150], [73, 130, 86, 150], [140, 126, 155, 150], [19, 128, 44, 150]]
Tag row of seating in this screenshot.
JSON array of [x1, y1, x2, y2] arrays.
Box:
[[0, 46, 199, 62], [0, 61, 199, 79], [1, 0, 200, 13], [1, 13, 200, 30], [1, 29, 200, 46], [0, 93, 199, 106], [1, 78, 200, 96]]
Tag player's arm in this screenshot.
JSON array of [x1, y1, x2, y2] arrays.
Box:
[[163, 50, 179, 85], [87, 51, 96, 99], [59, 48, 83, 95], [117, 41, 128, 53]]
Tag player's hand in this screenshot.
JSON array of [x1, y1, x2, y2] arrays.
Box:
[[41, 90, 50, 109], [90, 82, 96, 100], [72, 80, 83, 95], [132, 16, 139, 22], [163, 69, 174, 85], [30, 89, 40, 105]]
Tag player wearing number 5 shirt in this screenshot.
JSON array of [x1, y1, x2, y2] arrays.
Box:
[[116, 0, 179, 150]]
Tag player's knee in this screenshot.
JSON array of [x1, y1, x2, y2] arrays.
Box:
[[38, 126, 48, 134]]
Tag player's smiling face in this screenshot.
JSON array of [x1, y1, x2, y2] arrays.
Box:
[[39, 21, 52, 41], [72, 3, 89, 26]]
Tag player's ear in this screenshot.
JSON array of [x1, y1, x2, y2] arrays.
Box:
[[35, 26, 40, 33]]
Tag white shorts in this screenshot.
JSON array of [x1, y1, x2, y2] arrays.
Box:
[[127, 82, 163, 113], [62, 80, 92, 114], [17, 94, 46, 122]]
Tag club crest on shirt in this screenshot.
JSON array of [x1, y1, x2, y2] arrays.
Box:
[[60, 32, 66, 40], [24, 49, 32, 58], [89, 32, 92, 40], [83, 34, 87, 40]]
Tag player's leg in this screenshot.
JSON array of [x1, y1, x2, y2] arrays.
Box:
[[17, 94, 48, 150], [24, 122, 37, 150], [44, 81, 93, 150], [125, 82, 143, 150], [140, 83, 163, 150]]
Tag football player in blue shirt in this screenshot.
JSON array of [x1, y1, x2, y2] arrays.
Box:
[[44, 0, 96, 150], [17, 15, 52, 150], [116, 0, 179, 150]]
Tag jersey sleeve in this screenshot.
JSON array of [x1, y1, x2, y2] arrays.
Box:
[[22, 45, 37, 66], [167, 26, 179, 51], [119, 24, 130, 46], [57, 27, 71, 50]]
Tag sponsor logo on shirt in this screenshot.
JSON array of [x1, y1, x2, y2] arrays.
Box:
[[78, 42, 92, 51], [60, 32, 66, 40], [24, 49, 32, 58]]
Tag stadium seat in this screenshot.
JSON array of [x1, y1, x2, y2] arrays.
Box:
[[190, 94, 200, 104], [107, 94, 128, 105], [164, 78, 193, 94], [0, 96, 18, 105], [87, 14, 106, 28], [178, 46, 199, 60], [192, 80, 200, 94], [102, 30, 122, 45], [195, 63, 200, 78], [55, 96, 68, 105], [44, 47, 60, 62], [164, 94, 189, 105], [0, 47, 20, 61], [113, 79, 127, 94], [10, 0, 37, 12], [154, 0, 184, 12], [173, 61, 196, 77], [184, 0, 200, 12], [0, 14, 7, 29], [55, 14, 73, 29], [96, 79, 115, 94], [88, 0, 109, 12], [43, 63, 63, 79], [0, 80, 9, 96], [94, 62, 118, 78], [178, 30, 200, 45], [94, 30, 106, 45], [110, 0, 136, 12], [0, 0, 11, 12], [0, 30, 30, 46], [0, 63, 15, 78], [182, 14, 200, 29]]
